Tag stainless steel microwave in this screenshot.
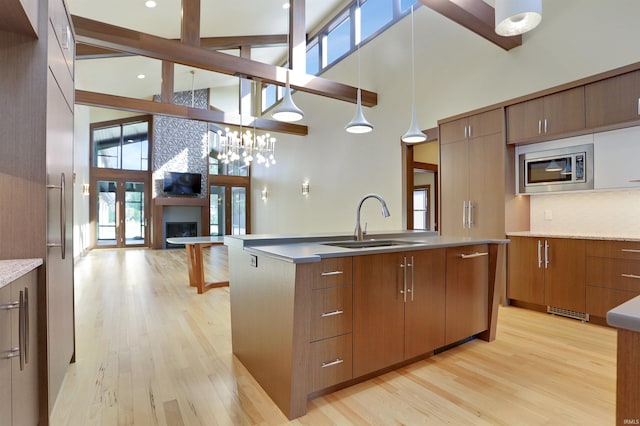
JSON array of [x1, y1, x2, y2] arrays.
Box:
[[518, 144, 594, 194]]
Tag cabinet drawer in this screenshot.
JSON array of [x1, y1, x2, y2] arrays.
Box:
[[586, 240, 640, 260], [313, 257, 353, 289], [309, 333, 352, 393], [586, 257, 640, 292], [586, 285, 640, 318], [310, 285, 352, 342], [48, 23, 74, 111]]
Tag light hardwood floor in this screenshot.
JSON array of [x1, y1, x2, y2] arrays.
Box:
[[51, 248, 617, 425]]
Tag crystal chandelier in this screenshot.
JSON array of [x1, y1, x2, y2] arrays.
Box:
[[212, 125, 276, 168]]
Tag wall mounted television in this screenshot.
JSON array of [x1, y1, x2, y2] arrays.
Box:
[[163, 172, 202, 196]]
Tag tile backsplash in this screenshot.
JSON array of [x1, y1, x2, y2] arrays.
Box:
[[530, 189, 640, 237]]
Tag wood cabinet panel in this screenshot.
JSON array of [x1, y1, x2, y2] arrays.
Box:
[[439, 140, 469, 237], [310, 285, 352, 342], [404, 249, 446, 359], [353, 252, 405, 377], [586, 70, 640, 128], [309, 333, 353, 393], [586, 285, 639, 318], [506, 87, 585, 144], [586, 240, 640, 260], [440, 118, 468, 144], [313, 257, 353, 289], [507, 236, 545, 305], [445, 245, 489, 345], [440, 108, 503, 144], [0, 0, 38, 37], [586, 257, 640, 292], [544, 238, 586, 313]]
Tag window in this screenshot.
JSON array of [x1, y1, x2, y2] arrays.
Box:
[[93, 120, 149, 171], [306, 41, 320, 76], [361, 0, 393, 42], [400, 0, 419, 13], [208, 130, 250, 177], [326, 14, 352, 66], [262, 83, 278, 112]]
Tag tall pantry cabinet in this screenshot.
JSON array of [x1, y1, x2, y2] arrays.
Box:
[[0, 0, 75, 424], [439, 108, 506, 239]]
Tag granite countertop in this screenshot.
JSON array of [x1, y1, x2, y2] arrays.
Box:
[[506, 231, 640, 242], [607, 295, 640, 332], [0, 259, 43, 289], [225, 231, 509, 263]]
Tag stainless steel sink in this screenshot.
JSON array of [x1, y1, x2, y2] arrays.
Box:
[[323, 239, 424, 249]]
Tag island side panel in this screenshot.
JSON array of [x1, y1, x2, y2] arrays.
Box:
[[479, 243, 505, 342], [228, 247, 310, 419]]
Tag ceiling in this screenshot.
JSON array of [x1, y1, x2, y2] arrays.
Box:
[[68, 0, 349, 111]]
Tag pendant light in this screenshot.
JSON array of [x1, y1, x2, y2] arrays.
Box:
[[495, 0, 542, 37], [401, 5, 426, 144], [345, 0, 373, 134], [272, 13, 304, 122]]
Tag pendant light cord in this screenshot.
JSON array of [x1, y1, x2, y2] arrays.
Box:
[[410, 5, 416, 110], [357, 0, 361, 98]]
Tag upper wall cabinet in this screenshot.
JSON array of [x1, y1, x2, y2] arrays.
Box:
[[586, 70, 640, 129], [0, 0, 38, 37], [440, 108, 504, 144], [506, 87, 586, 145]]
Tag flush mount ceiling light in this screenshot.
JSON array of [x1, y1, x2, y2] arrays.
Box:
[[272, 70, 304, 122], [345, 0, 373, 134], [401, 5, 426, 144], [495, 0, 542, 36], [145, 0, 157, 8]]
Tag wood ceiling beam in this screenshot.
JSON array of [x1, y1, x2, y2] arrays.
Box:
[[76, 35, 289, 59], [75, 90, 309, 136], [181, 0, 200, 47], [72, 15, 378, 107], [419, 0, 522, 51]]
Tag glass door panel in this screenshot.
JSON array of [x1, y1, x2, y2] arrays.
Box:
[[231, 187, 246, 235], [96, 180, 117, 246], [210, 185, 226, 236], [124, 181, 145, 246]]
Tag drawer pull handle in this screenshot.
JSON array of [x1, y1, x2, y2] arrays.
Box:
[[321, 358, 344, 368], [621, 273, 640, 280], [1, 348, 20, 360], [0, 301, 20, 310], [621, 249, 640, 253], [321, 271, 343, 276], [321, 310, 344, 318], [459, 252, 488, 259]]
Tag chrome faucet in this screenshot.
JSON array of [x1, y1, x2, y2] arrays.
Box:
[[354, 193, 390, 241]]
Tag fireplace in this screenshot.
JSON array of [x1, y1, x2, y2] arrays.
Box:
[[165, 222, 197, 248]]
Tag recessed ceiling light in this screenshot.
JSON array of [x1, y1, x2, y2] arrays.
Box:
[[282, 2, 290, 9], [145, 1, 157, 8], [137, 74, 146, 79]]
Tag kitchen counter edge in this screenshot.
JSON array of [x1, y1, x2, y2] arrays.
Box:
[[507, 231, 640, 242], [225, 232, 509, 263], [0, 258, 43, 289], [607, 295, 640, 332]]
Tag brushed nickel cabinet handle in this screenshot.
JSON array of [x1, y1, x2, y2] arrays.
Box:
[[401, 256, 407, 302], [321, 271, 343, 276], [637, 98, 640, 115], [545, 240, 550, 269], [537, 240, 542, 268], [1, 349, 20, 360], [321, 358, 344, 368], [621, 273, 640, 280], [409, 256, 414, 302], [47, 172, 66, 259], [320, 310, 344, 318], [459, 252, 488, 259], [544, 119, 548, 134], [18, 290, 24, 371], [467, 200, 473, 227], [621, 249, 640, 253], [0, 301, 20, 310], [462, 201, 468, 229], [538, 119, 542, 135], [24, 287, 29, 365]]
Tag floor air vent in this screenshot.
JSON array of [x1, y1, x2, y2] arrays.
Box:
[[547, 306, 589, 322]]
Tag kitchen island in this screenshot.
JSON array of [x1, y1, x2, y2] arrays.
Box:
[[225, 231, 507, 419]]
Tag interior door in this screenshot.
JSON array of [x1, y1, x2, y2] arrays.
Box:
[[210, 184, 248, 236], [95, 178, 148, 247]]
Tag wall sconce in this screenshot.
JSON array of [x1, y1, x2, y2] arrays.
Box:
[[82, 183, 90, 196], [261, 188, 269, 201], [301, 182, 310, 195]]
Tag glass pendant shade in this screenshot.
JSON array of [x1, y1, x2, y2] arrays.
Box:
[[345, 88, 373, 134], [495, 0, 542, 36], [402, 105, 427, 143], [272, 70, 304, 122]]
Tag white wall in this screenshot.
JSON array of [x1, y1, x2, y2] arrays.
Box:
[[252, 0, 640, 235], [73, 106, 91, 258]]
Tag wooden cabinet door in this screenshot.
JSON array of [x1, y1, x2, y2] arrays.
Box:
[[507, 237, 545, 305], [467, 108, 503, 139], [445, 245, 489, 346], [404, 249, 446, 359], [353, 253, 405, 377], [542, 87, 585, 138], [545, 238, 586, 313], [506, 98, 543, 143], [0, 285, 11, 422], [586, 70, 640, 128], [11, 272, 39, 426], [468, 133, 505, 239], [439, 117, 468, 144], [439, 139, 469, 237]]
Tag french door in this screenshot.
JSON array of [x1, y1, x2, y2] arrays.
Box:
[[210, 184, 249, 236], [92, 176, 149, 247]]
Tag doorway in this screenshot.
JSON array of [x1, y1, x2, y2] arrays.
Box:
[[92, 176, 149, 247], [404, 129, 439, 231], [209, 183, 249, 236]]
